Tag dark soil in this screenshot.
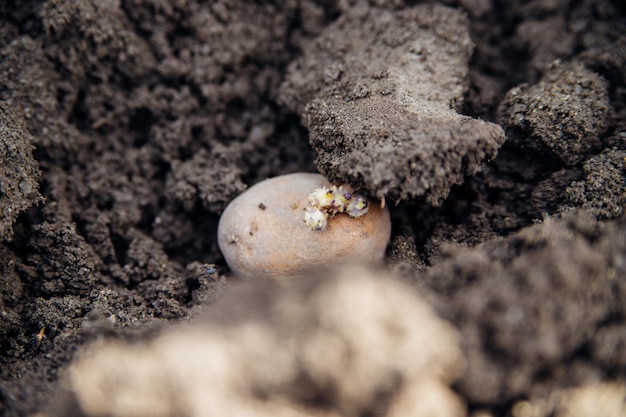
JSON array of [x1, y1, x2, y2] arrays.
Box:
[[0, 0, 625, 416]]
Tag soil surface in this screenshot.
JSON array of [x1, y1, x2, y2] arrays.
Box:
[[0, 1, 625, 416]]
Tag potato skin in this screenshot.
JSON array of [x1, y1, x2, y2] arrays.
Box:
[[218, 173, 391, 280]]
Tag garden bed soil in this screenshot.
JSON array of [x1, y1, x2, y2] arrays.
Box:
[[0, 1, 625, 416]]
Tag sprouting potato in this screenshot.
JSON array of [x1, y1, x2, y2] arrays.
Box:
[[218, 173, 390, 280]]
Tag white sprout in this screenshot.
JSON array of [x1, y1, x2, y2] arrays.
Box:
[[305, 184, 369, 230], [346, 195, 369, 217], [304, 208, 328, 231], [308, 187, 334, 208]]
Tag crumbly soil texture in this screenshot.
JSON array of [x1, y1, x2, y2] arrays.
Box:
[[0, 1, 625, 416]]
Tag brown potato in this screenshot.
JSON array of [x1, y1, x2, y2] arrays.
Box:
[[218, 173, 391, 280]]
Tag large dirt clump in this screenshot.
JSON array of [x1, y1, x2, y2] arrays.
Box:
[[280, 3, 505, 205]]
